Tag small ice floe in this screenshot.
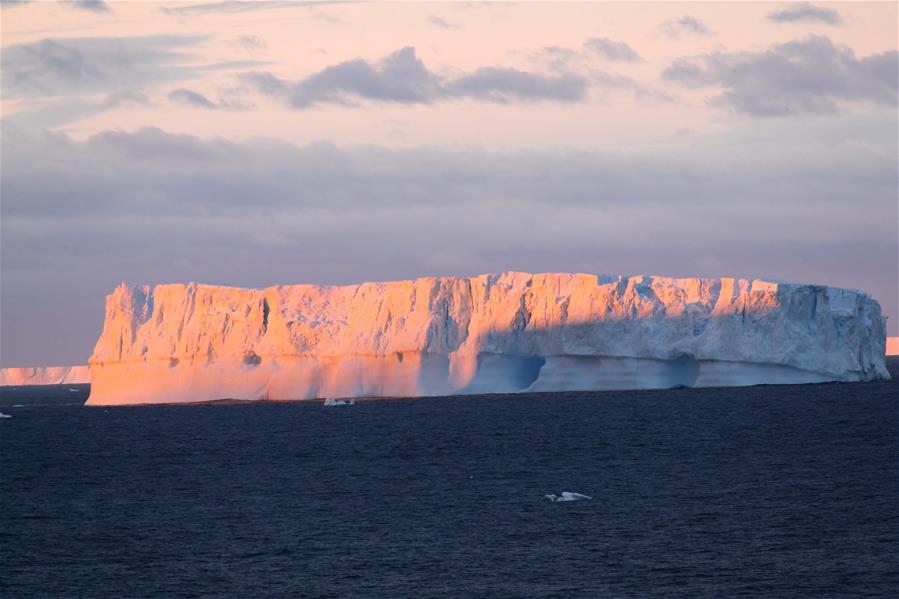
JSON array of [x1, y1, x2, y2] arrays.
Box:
[[323, 398, 355, 407], [68, 388, 80, 392], [0, 412, 12, 419], [545, 492, 591, 502]]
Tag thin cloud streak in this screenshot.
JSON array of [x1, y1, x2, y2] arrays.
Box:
[[659, 15, 712, 38], [1, 34, 209, 99], [237, 34, 267, 52], [427, 15, 459, 29], [584, 37, 642, 62], [160, 1, 352, 16], [0, 34, 267, 128], [168, 87, 253, 110], [68, 0, 110, 12], [169, 88, 217, 109], [767, 2, 842, 25], [105, 89, 152, 108]]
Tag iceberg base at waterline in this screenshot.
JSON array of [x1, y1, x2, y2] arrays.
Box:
[[88, 352, 859, 406]]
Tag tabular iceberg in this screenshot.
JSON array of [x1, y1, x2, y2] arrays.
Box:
[[86, 272, 889, 405], [1, 365, 90, 386]]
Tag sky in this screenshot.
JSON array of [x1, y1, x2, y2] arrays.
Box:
[[1, 0, 897, 367]]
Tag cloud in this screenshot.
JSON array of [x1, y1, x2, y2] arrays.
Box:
[[104, 89, 152, 108], [161, 1, 349, 15], [243, 47, 438, 107], [445, 67, 586, 103], [0, 34, 267, 128], [523, 42, 664, 102], [2, 121, 895, 363], [663, 35, 898, 116], [168, 87, 252, 110], [243, 46, 589, 108], [659, 15, 712, 38], [2, 89, 154, 131], [767, 2, 842, 25], [237, 34, 267, 53], [525, 45, 582, 71], [427, 15, 459, 29], [1, 34, 208, 99], [68, 0, 110, 12], [168, 88, 217, 109], [590, 70, 672, 104], [583, 37, 641, 62], [309, 10, 342, 24]]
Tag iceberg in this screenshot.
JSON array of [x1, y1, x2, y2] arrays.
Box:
[[1, 365, 90, 386], [323, 398, 355, 406], [85, 272, 890, 405]]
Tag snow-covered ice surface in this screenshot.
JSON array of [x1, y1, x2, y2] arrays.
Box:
[[86, 272, 890, 405], [1, 366, 90, 386]]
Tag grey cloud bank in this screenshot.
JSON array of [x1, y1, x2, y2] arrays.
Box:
[[664, 36, 898, 116], [2, 122, 895, 366]]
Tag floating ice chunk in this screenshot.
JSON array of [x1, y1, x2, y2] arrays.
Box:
[[0, 412, 12, 419], [545, 491, 592, 502], [324, 398, 355, 406]]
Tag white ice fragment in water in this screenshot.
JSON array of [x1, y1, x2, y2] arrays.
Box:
[[545, 492, 591, 502], [324, 398, 355, 406], [0, 412, 12, 419]]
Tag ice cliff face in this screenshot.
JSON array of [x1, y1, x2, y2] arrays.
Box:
[[1, 366, 90, 386], [86, 273, 889, 405]]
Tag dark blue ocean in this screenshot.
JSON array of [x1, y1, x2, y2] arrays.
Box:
[[2, 366, 898, 598]]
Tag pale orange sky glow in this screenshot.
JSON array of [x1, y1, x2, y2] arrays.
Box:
[[1, 1, 897, 365]]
